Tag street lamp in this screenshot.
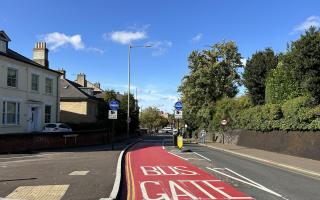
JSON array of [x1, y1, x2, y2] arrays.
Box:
[[127, 44, 151, 138]]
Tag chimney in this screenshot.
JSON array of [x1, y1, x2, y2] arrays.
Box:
[[33, 42, 49, 68], [0, 31, 11, 54], [75, 73, 87, 87], [57, 68, 66, 79], [93, 82, 101, 89]]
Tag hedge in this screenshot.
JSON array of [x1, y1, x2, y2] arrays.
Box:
[[211, 96, 320, 132]]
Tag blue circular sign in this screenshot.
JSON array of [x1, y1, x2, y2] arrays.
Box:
[[109, 100, 119, 110], [174, 101, 183, 111]]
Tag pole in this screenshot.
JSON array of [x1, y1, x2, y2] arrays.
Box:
[[112, 120, 115, 150], [127, 45, 131, 138]]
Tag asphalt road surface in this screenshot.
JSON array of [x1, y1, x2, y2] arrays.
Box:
[[0, 144, 123, 200], [123, 134, 320, 200]]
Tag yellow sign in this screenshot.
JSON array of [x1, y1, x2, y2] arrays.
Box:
[[177, 135, 183, 149]]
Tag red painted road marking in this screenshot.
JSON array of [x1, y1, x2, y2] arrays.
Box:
[[125, 142, 254, 200]]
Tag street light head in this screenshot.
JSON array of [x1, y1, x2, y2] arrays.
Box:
[[144, 45, 152, 48]]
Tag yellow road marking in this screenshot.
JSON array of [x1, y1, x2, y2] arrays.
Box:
[[126, 152, 132, 200], [129, 152, 135, 200]]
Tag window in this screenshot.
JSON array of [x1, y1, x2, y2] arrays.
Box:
[[45, 78, 53, 94], [31, 74, 39, 91], [7, 68, 17, 87], [2, 101, 20, 125], [45, 105, 51, 123]]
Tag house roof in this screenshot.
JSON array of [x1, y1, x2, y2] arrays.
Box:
[[60, 78, 99, 101], [94, 91, 124, 101], [0, 49, 60, 74], [0, 31, 11, 42]]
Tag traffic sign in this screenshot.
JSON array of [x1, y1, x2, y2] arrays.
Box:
[[108, 110, 117, 119], [174, 110, 183, 119], [109, 100, 119, 110], [174, 101, 183, 111]]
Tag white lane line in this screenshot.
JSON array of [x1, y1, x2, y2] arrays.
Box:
[[69, 171, 89, 176], [168, 152, 188, 160], [204, 144, 320, 179], [207, 167, 289, 200], [193, 152, 212, 162], [106, 139, 142, 200]]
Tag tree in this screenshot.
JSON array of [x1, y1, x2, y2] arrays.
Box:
[[178, 41, 242, 129], [243, 48, 278, 105], [288, 26, 320, 103], [140, 107, 168, 131]]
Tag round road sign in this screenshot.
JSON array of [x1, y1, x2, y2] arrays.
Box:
[[109, 100, 119, 110], [174, 101, 183, 111]]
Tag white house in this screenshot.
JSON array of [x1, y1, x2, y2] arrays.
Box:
[[0, 31, 60, 133]]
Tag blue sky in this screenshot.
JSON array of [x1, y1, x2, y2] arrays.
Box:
[[1, 0, 319, 112]]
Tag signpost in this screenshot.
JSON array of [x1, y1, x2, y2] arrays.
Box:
[[174, 101, 183, 148], [108, 110, 118, 119], [108, 100, 119, 149]]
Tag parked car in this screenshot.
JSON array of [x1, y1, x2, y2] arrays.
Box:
[[173, 129, 178, 135], [162, 127, 173, 134], [43, 123, 72, 132]]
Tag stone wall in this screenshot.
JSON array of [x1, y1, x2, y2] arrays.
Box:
[[210, 130, 320, 160]]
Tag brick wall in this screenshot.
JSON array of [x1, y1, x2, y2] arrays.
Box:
[[0, 130, 114, 153]]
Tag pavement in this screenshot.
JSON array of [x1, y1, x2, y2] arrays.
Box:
[[201, 142, 320, 178], [0, 143, 128, 200]]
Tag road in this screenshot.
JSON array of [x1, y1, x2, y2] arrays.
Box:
[[123, 135, 320, 200], [0, 144, 123, 200]]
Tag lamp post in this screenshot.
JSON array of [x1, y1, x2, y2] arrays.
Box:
[[127, 44, 151, 138]]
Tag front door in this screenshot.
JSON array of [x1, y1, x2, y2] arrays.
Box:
[[27, 106, 40, 132]]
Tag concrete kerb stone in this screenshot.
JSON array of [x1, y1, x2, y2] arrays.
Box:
[[100, 138, 143, 200], [200, 143, 320, 180]]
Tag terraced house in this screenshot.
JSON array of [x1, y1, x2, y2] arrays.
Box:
[[0, 31, 60, 133]]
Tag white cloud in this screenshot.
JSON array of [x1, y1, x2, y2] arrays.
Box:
[[42, 32, 103, 54], [147, 40, 173, 56], [86, 47, 104, 54], [291, 16, 320, 34], [44, 32, 85, 50], [191, 33, 203, 43], [107, 31, 147, 44]]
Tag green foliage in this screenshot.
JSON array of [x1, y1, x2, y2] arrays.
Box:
[[288, 27, 320, 103], [243, 48, 278, 105], [210, 96, 320, 132], [140, 107, 168, 131], [265, 61, 302, 104], [211, 96, 252, 130], [235, 103, 282, 131], [280, 96, 315, 131], [179, 40, 242, 129]]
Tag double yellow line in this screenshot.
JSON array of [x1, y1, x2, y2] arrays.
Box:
[[126, 152, 135, 200]]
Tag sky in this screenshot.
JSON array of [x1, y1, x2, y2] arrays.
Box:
[[1, 0, 320, 112]]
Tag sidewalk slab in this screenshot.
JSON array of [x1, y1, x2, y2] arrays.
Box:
[[203, 142, 320, 178]]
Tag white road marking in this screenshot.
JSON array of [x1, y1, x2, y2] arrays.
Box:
[[207, 167, 289, 200], [204, 144, 320, 179], [106, 139, 143, 200], [193, 152, 212, 162], [69, 170, 89, 175], [162, 140, 165, 150], [168, 152, 188, 160]]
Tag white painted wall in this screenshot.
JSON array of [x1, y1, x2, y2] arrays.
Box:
[[0, 55, 59, 133]]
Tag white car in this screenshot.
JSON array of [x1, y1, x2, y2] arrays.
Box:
[[43, 123, 72, 133], [162, 127, 173, 134]]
